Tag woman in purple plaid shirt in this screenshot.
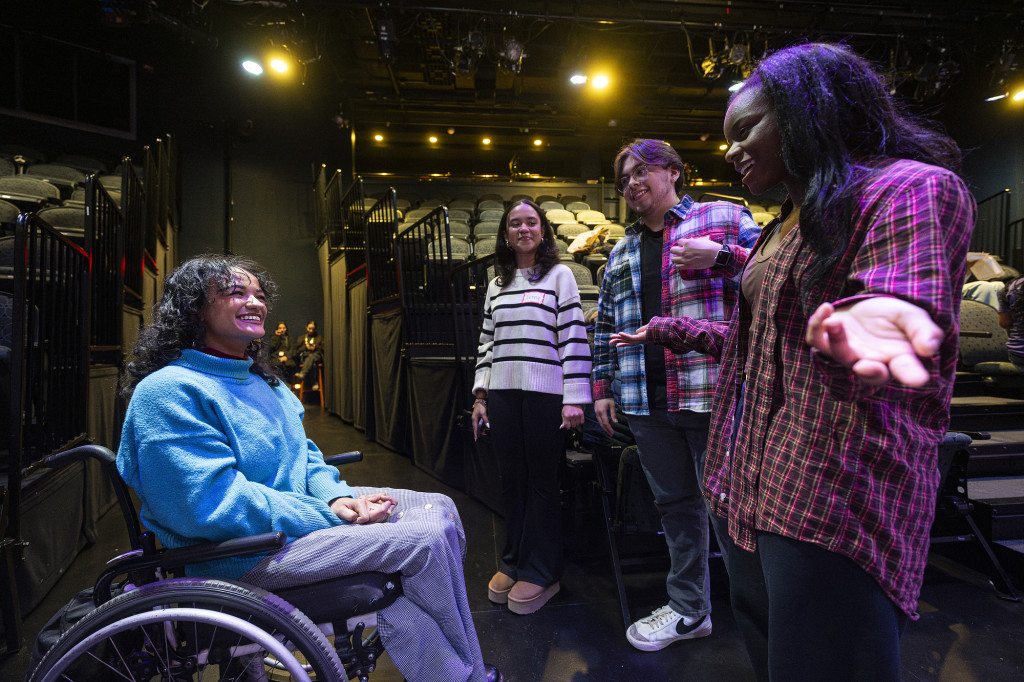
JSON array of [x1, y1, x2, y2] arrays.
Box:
[[612, 43, 976, 681]]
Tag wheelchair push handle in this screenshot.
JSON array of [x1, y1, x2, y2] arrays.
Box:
[[43, 443, 117, 469], [325, 451, 362, 466]]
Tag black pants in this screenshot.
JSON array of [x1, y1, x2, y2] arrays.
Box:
[[487, 389, 564, 587], [297, 349, 322, 377], [709, 512, 908, 682]]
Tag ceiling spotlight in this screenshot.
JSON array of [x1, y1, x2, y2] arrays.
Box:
[[447, 127, 455, 135], [374, 134, 384, 141], [699, 133, 710, 142], [242, 60, 263, 75], [727, 43, 748, 65], [719, 144, 728, 150], [269, 58, 288, 73], [569, 73, 587, 85], [498, 38, 526, 74], [701, 38, 724, 81], [429, 136, 438, 143], [454, 30, 485, 75], [533, 139, 542, 146], [1014, 89, 1024, 101], [482, 138, 491, 145], [728, 81, 743, 92], [592, 74, 609, 89]]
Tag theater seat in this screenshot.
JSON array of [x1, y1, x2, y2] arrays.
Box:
[[973, 360, 1024, 391]]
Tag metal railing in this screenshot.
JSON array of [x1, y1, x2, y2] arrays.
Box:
[[396, 206, 456, 356], [2, 214, 90, 649], [364, 189, 400, 310], [449, 253, 496, 407]]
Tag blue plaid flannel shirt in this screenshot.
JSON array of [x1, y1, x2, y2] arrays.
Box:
[[592, 195, 760, 415]]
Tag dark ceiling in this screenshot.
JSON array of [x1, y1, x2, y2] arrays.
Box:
[[9, 1, 1024, 180]]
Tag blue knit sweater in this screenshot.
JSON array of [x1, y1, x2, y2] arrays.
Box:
[[117, 349, 355, 579]]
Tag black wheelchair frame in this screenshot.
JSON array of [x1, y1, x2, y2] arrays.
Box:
[[25, 444, 404, 682]]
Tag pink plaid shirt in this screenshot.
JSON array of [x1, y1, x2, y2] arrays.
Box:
[[646, 159, 976, 617]]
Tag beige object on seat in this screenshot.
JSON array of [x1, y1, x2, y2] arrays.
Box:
[[546, 208, 577, 225], [575, 210, 606, 225]]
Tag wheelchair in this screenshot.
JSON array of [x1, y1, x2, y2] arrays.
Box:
[[26, 444, 404, 682]]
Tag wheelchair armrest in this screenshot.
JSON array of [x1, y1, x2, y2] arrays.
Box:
[[160, 532, 287, 568], [325, 451, 362, 466], [95, 532, 287, 604]]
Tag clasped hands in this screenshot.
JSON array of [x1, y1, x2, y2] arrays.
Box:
[[331, 492, 398, 524]]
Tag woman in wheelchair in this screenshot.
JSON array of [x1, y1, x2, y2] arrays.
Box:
[[110, 253, 501, 682]]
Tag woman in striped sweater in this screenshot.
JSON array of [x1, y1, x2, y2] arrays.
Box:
[[472, 199, 593, 615]]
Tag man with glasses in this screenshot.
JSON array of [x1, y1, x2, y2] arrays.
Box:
[[593, 139, 759, 651]]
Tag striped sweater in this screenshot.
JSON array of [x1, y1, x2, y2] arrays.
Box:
[[473, 264, 593, 405]]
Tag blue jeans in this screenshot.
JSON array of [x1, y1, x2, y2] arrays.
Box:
[[626, 409, 711, 619]]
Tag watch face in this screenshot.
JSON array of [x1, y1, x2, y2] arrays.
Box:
[[715, 248, 730, 266]]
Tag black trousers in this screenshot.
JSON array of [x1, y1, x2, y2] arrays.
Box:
[[709, 512, 908, 682], [487, 389, 565, 587]]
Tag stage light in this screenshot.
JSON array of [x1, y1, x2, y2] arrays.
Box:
[[374, 134, 384, 141], [498, 38, 526, 74], [533, 139, 542, 146], [727, 43, 748, 65], [592, 74, 609, 89], [429, 136, 438, 143], [454, 31, 485, 76], [1014, 89, 1024, 101], [270, 58, 288, 73], [719, 144, 728, 150], [570, 73, 587, 85], [728, 81, 743, 92], [242, 60, 263, 75], [986, 92, 1009, 102], [482, 138, 491, 145]]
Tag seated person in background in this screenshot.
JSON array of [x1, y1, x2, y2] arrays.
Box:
[[266, 321, 295, 375], [118, 254, 500, 682], [962, 266, 1019, 311], [998, 275, 1024, 367], [295, 319, 323, 382]]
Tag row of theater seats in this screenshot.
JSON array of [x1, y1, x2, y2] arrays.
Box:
[[435, 219, 626, 262], [739, 202, 782, 227], [0, 146, 123, 247]]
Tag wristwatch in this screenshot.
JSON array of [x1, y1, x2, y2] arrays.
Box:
[[713, 244, 733, 268]]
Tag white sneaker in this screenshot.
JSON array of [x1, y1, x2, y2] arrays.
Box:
[[626, 605, 712, 651]]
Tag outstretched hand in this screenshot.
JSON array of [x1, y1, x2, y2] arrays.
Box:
[[610, 324, 649, 348], [805, 297, 944, 387]]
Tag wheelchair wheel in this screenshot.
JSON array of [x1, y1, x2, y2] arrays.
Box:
[[27, 578, 346, 682]]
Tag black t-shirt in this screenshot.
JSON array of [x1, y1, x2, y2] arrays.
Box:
[[640, 225, 668, 410]]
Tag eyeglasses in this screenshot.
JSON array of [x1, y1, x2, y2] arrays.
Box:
[[615, 163, 658, 194]]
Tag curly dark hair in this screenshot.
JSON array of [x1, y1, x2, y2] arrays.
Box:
[[120, 254, 280, 399], [737, 42, 964, 310], [493, 199, 560, 288], [613, 139, 687, 194]]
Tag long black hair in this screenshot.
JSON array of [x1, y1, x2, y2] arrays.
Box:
[[121, 254, 280, 399], [493, 199, 560, 288], [738, 42, 963, 309]]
